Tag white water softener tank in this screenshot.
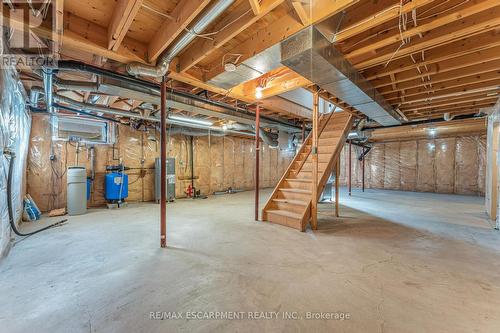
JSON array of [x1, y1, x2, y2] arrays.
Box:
[[67, 166, 87, 215]]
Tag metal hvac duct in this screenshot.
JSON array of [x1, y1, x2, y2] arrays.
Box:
[[208, 44, 282, 89], [280, 25, 402, 126], [127, 0, 235, 77], [54, 77, 98, 92], [167, 127, 226, 137], [44, 75, 299, 132], [39, 91, 256, 137], [224, 123, 279, 147], [50, 60, 301, 132]]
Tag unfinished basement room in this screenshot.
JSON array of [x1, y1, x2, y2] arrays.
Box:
[[1, 0, 500, 332]]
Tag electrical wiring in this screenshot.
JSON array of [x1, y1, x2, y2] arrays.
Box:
[[142, 3, 174, 20], [418, 0, 469, 20], [336, 4, 401, 37], [384, 0, 409, 68], [189, 0, 262, 40], [221, 53, 243, 68], [345, 0, 470, 56]]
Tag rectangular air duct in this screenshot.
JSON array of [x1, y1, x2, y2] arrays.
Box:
[[207, 44, 282, 89], [280, 25, 402, 126]]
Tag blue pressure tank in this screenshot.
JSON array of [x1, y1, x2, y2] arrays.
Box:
[[87, 178, 92, 200], [105, 173, 129, 201]]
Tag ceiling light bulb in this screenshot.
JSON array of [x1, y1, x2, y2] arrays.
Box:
[[255, 86, 263, 99], [224, 63, 237, 72], [427, 128, 437, 137]]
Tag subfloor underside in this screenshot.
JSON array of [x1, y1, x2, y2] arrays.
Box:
[[1, 188, 500, 332]]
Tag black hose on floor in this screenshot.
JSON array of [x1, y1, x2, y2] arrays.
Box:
[[5, 150, 67, 237]]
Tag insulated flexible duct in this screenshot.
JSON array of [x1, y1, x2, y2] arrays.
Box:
[[126, 0, 235, 77]]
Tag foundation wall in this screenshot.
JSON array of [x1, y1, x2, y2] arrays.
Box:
[[27, 114, 295, 212], [339, 135, 486, 196]]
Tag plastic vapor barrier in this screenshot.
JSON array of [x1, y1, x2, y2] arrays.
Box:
[[0, 62, 31, 256], [27, 115, 295, 211], [339, 135, 486, 196]]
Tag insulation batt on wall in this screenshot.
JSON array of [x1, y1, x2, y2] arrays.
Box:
[[485, 101, 500, 223], [0, 61, 31, 256], [339, 135, 486, 196], [27, 114, 294, 212]]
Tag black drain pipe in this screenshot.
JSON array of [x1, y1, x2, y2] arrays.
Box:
[[4, 150, 66, 237]]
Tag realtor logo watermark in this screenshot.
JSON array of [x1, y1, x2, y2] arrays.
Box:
[[149, 311, 352, 321], [0, 0, 59, 68]]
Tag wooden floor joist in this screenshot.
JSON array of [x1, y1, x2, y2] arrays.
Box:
[[9, 0, 498, 125]]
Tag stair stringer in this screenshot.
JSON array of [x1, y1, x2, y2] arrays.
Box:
[[261, 112, 334, 221], [298, 113, 354, 231], [261, 112, 353, 231]]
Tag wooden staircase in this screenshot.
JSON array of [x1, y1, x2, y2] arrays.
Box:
[[261, 111, 354, 231]]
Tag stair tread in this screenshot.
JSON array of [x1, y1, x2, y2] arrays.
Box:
[[265, 210, 302, 219], [280, 188, 311, 194], [286, 178, 312, 183], [273, 198, 308, 206], [263, 112, 352, 231]]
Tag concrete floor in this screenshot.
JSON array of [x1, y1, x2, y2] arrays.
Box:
[[1, 188, 500, 332]]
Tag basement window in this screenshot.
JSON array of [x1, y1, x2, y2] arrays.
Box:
[[55, 117, 115, 144]]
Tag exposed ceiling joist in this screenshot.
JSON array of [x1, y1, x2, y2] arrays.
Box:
[[353, 6, 500, 69], [405, 101, 496, 115], [401, 96, 499, 113], [347, 0, 499, 59], [401, 92, 499, 110], [248, 0, 261, 15], [148, 0, 212, 61], [203, 0, 431, 82], [1, 9, 148, 64], [363, 31, 500, 80], [108, 0, 144, 51], [392, 82, 500, 105], [379, 63, 500, 94], [386, 76, 500, 102], [373, 47, 500, 89], [336, 0, 435, 42], [290, 1, 310, 26], [178, 0, 286, 73]]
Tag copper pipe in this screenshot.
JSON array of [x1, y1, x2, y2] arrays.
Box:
[[255, 104, 261, 221], [160, 77, 167, 248]]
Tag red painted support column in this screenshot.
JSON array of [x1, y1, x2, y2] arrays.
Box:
[[255, 104, 260, 221], [348, 139, 352, 196], [311, 88, 319, 230], [301, 122, 306, 144], [362, 148, 365, 193], [160, 76, 167, 248]]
